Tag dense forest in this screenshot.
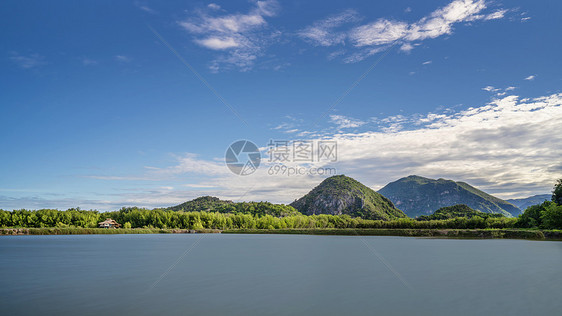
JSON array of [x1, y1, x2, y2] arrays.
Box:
[[0, 207, 518, 230], [1, 179, 561, 230]]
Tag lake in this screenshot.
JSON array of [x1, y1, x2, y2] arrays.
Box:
[[1, 234, 561, 315]]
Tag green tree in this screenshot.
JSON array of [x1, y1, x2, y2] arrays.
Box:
[[541, 203, 562, 229], [123, 222, 132, 229], [553, 178, 562, 206], [516, 201, 553, 228]]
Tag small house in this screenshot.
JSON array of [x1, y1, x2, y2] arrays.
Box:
[[98, 218, 121, 229]]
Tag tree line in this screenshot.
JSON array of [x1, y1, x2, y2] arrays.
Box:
[[0, 207, 523, 230]]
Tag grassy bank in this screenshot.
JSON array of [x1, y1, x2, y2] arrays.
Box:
[[2, 227, 561, 241], [223, 228, 562, 241], [0, 227, 221, 235]]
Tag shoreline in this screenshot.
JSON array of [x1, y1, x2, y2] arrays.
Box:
[[1, 227, 562, 241], [223, 228, 562, 241], [0, 227, 221, 235]]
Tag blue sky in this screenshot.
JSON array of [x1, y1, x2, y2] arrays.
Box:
[[1, 0, 561, 210]]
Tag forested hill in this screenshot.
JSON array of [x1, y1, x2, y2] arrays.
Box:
[[378, 175, 521, 218], [417, 204, 505, 221], [290, 175, 407, 220], [168, 196, 300, 217], [169, 196, 233, 212]]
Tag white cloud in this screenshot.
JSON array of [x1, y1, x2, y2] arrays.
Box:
[[207, 3, 221, 10], [81, 57, 97, 66], [284, 129, 299, 134], [301, 0, 508, 62], [422, 60, 432, 65], [139, 6, 157, 14], [330, 115, 367, 129], [272, 123, 291, 130], [86, 175, 157, 181], [484, 9, 507, 20], [195, 37, 240, 50], [183, 183, 218, 188], [351, 19, 409, 46], [179, 0, 280, 71], [524, 75, 535, 80], [160, 153, 230, 176], [343, 46, 388, 64], [400, 43, 414, 52], [115, 55, 132, 63], [482, 85, 499, 92], [9, 52, 45, 69], [327, 50, 346, 60], [297, 10, 360, 46]]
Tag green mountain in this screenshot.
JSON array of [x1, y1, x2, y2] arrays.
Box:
[[169, 196, 300, 217], [506, 194, 551, 211], [417, 204, 505, 221], [169, 196, 233, 212], [290, 175, 407, 220], [378, 175, 521, 218]]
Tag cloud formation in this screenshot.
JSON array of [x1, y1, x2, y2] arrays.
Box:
[[298, 10, 361, 47], [185, 92, 561, 201], [179, 0, 280, 71], [330, 115, 367, 129], [177, 0, 510, 69], [9, 52, 45, 69], [115, 55, 132, 63], [299, 0, 508, 62], [54, 91, 562, 211], [327, 93, 562, 198]]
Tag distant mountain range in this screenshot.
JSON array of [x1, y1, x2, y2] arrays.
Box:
[[168, 175, 545, 220], [290, 175, 407, 220], [378, 175, 521, 218], [506, 194, 551, 211]]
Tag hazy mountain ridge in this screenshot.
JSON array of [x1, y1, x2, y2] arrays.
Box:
[[378, 175, 521, 218], [290, 175, 407, 220], [506, 194, 551, 211]]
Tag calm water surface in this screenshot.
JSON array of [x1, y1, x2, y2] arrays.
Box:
[[1, 234, 561, 315]]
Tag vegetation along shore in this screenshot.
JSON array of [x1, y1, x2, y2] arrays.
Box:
[[2, 176, 561, 240]]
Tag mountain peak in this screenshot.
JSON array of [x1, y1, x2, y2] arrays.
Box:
[[378, 176, 520, 218], [290, 175, 407, 220]]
